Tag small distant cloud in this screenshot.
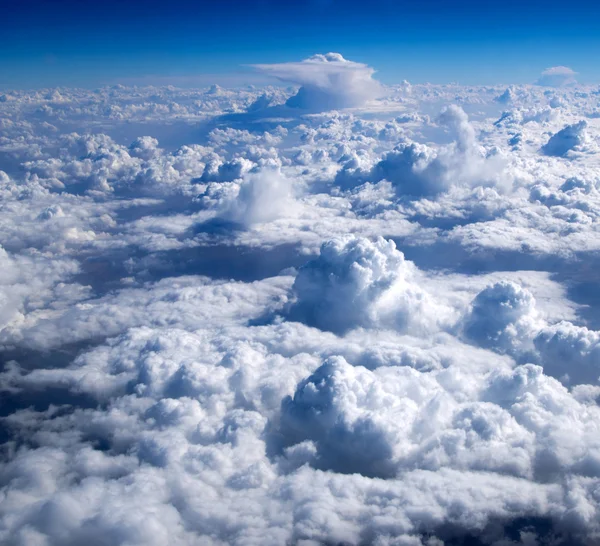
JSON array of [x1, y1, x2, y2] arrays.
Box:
[[535, 66, 578, 87], [251, 53, 383, 112]]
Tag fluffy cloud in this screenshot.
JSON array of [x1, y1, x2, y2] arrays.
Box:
[[278, 353, 600, 490], [536, 66, 578, 87], [463, 281, 542, 358], [252, 53, 383, 112], [2, 68, 600, 545], [286, 236, 452, 334], [223, 169, 297, 227], [534, 322, 600, 385], [337, 105, 509, 196], [464, 280, 600, 386], [542, 120, 589, 156]]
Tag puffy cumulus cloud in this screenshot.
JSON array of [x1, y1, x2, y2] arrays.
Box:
[[277, 355, 532, 480], [252, 52, 383, 112], [337, 105, 510, 196], [536, 66, 578, 87], [463, 281, 542, 359], [128, 136, 160, 160], [542, 120, 589, 156], [200, 156, 255, 183], [223, 168, 297, 227], [277, 354, 600, 489], [4, 316, 600, 544], [286, 236, 453, 335], [495, 86, 517, 104], [369, 142, 451, 196], [534, 322, 600, 386], [4, 76, 600, 545], [529, 175, 600, 211], [437, 103, 477, 151], [0, 273, 293, 353], [20, 132, 214, 197], [464, 280, 600, 386], [0, 244, 85, 334]]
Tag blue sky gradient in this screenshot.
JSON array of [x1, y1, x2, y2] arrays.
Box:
[[1, 0, 599, 88]]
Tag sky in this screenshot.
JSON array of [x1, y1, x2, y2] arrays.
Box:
[[2, 0, 600, 88]]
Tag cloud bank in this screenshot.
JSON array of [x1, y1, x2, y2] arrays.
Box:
[[0, 67, 600, 545]]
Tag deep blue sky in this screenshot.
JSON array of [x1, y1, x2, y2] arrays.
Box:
[[1, 0, 599, 88]]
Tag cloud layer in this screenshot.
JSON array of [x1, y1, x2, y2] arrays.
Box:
[[1, 60, 600, 545]]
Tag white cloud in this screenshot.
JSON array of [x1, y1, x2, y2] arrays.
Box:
[[536, 66, 578, 87], [286, 236, 453, 334], [542, 120, 589, 156], [464, 280, 600, 386], [2, 73, 600, 545], [252, 53, 383, 112], [224, 168, 297, 227], [337, 105, 510, 196], [534, 322, 600, 385], [463, 280, 542, 358]]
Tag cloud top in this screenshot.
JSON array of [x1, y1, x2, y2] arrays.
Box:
[[536, 66, 578, 87], [542, 120, 588, 156], [286, 236, 451, 334], [252, 52, 383, 111]]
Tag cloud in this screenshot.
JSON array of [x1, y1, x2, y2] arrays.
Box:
[[463, 281, 542, 358], [252, 52, 383, 112], [542, 120, 589, 156], [464, 280, 600, 386], [286, 236, 452, 334], [337, 105, 509, 196], [534, 322, 600, 385], [536, 66, 578, 87], [224, 168, 297, 226], [278, 353, 600, 486], [3, 73, 600, 545], [279, 356, 403, 478], [495, 86, 516, 104]]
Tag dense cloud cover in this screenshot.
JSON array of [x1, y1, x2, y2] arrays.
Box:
[[1, 55, 600, 545]]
